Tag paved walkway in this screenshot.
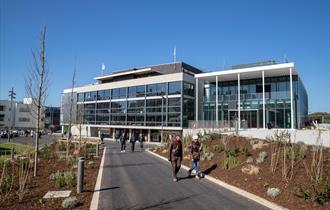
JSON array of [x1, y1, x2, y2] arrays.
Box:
[[96, 141, 268, 210]]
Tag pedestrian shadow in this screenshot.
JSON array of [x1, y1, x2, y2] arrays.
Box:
[[177, 175, 195, 181], [202, 164, 217, 175], [90, 186, 120, 192]]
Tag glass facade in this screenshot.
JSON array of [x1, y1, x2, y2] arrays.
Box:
[[63, 81, 195, 128], [202, 75, 308, 129]]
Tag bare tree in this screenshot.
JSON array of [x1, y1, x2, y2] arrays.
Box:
[[25, 26, 49, 177], [67, 63, 76, 158]]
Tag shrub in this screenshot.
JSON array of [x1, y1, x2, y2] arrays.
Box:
[[59, 143, 66, 151], [239, 146, 252, 157], [314, 183, 330, 205], [295, 185, 311, 200], [246, 157, 253, 164], [267, 187, 281, 198], [66, 157, 76, 167], [40, 145, 57, 159], [63, 171, 74, 188], [250, 139, 259, 145], [50, 171, 65, 188], [0, 160, 14, 194], [62, 197, 78, 208], [256, 151, 267, 164], [212, 144, 222, 152], [223, 153, 239, 169], [225, 149, 239, 158]]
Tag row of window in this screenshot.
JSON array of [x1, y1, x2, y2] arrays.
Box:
[[77, 81, 194, 102]]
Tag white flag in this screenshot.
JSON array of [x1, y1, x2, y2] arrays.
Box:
[[101, 63, 106, 71]]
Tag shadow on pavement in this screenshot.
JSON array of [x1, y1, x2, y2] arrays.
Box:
[[91, 186, 120, 192], [202, 164, 217, 175]]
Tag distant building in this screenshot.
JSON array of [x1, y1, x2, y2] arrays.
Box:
[[0, 98, 46, 130], [45, 106, 60, 127]]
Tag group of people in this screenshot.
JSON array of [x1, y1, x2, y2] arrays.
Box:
[[116, 132, 145, 152], [168, 134, 203, 182]]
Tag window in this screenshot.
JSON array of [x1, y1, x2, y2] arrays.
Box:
[[97, 90, 110, 100], [147, 83, 167, 96], [18, 117, 30, 122], [169, 81, 181, 95], [19, 107, 30, 112], [0, 114, 4, 121], [128, 86, 144, 98], [0, 105, 4, 111], [77, 93, 84, 102], [111, 88, 126, 99], [183, 82, 194, 96], [85, 91, 97, 101]]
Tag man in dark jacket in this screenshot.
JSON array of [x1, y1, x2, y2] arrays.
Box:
[[139, 133, 145, 150], [130, 132, 137, 152], [188, 135, 202, 180], [168, 135, 183, 182], [120, 133, 127, 152]]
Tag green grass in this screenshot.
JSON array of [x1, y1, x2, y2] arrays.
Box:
[[0, 143, 34, 155]]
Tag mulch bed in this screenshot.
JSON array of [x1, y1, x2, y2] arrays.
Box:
[[155, 135, 330, 210], [0, 143, 103, 209]]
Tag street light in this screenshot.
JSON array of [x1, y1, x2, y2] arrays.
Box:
[[8, 87, 16, 142]]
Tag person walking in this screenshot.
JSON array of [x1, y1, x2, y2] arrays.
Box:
[[139, 133, 145, 150], [130, 132, 136, 152], [188, 135, 202, 180], [168, 135, 183, 182], [120, 133, 127, 152], [100, 132, 105, 144]]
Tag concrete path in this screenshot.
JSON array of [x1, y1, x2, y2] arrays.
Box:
[[96, 141, 268, 210]]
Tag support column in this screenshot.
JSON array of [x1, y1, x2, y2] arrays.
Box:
[[290, 67, 294, 129], [216, 76, 219, 126], [195, 78, 199, 122], [113, 128, 116, 140], [147, 129, 151, 143], [262, 71, 266, 129], [237, 73, 241, 130]]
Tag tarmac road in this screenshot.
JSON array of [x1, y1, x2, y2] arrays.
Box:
[[97, 141, 269, 210]]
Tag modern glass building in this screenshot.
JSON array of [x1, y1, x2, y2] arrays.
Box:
[[61, 61, 308, 142], [195, 61, 308, 130], [61, 62, 199, 142]]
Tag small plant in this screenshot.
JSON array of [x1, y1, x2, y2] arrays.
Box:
[[18, 155, 32, 202], [223, 151, 239, 169], [267, 187, 281, 198], [250, 139, 259, 145], [50, 171, 65, 188], [40, 145, 57, 159], [63, 171, 74, 188], [313, 183, 330, 205], [66, 157, 76, 167], [212, 144, 222, 152], [256, 151, 267, 164], [62, 197, 78, 208], [246, 157, 253, 164], [295, 185, 311, 200], [59, 143, 66, 151], [239, 146, 252, 157]]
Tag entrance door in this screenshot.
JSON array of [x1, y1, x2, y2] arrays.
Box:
[[228, 110, 258, 129]]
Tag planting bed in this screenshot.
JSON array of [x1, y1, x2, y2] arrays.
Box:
[[154, 132, 330, 210], [0, 142, 103, 209]]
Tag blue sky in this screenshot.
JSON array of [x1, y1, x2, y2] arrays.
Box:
[[0, 0, 329, 113]]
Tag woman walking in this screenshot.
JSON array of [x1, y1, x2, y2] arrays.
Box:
[[168, 135, 183, 182]]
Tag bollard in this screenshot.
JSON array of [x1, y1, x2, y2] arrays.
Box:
[[96, 143, 99, 157], [77, 157, 85, 194]]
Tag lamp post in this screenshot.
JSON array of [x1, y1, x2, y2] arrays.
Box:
[[8, 87, 16, 142]]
